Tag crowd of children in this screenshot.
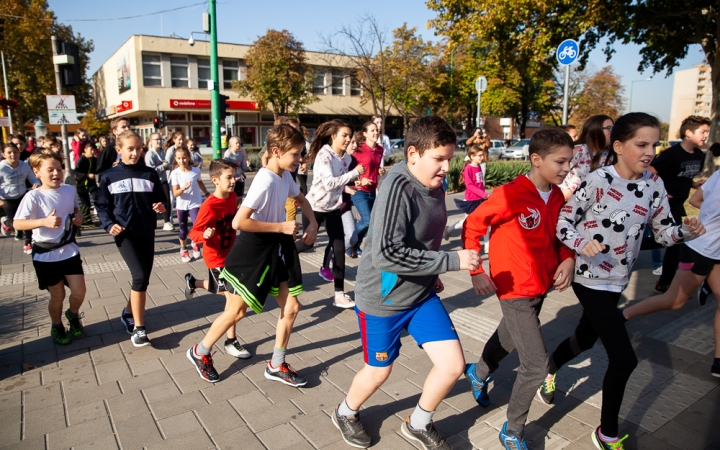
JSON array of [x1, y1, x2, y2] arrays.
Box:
[[1, 109, 718, 450]]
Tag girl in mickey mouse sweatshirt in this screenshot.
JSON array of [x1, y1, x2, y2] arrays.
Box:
[[550, 113, 705, 449]]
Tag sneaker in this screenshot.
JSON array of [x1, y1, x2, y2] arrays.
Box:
[[355, 248, 362, 257], [591, 427, 628, 450], [652, 266, 663, 276], [184, 273, 197, 300], [180, 248, 191, 263], [332, 405, 371, 449], [224, 339, 251, 359], [22, 244, 32, 255], [711, 361, 720, 378], [319, 266, 334, 282], [1, 217, 12, 236], [264, 362, 307, 387], [499, 422, 529, 450], [14, 233, 20, 241], [464, 363, 492, 407], [654, 281, 669, 294], [191, 241, 201, 259], [120, 309, 134, 335], [131, 327, 151, 347], [186, 345, 220, 382], [333, 292, 356, 309], [400, 416, 451, 450], [537, 373, 556, 405], [345, 248, 354, 258], [163, 222, 174, 231], [51, 326, 71, 345], [698, 280, 712, 306], [64, 309, 84, 337], [443, 227, 451, 241]]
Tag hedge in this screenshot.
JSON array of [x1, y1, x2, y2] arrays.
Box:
[[446, 159, 531, 191]]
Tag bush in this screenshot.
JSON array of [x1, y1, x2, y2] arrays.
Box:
[[446, 160, 531, 192]]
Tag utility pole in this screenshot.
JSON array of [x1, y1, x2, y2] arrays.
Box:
[[1, 51, 13, 134], [209, 0, 221, 160], [51, 35, 72, 179]]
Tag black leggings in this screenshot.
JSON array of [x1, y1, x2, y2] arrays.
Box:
[[161, 181, 172, 223], [77, 186, 97, 225], [297, 174, 308, 195], [302, 210, 345, 291], [117, 235, 155, 292], [549, 283, 637, 437], [3, 196, 32, 245], [658, 199, 686, 286]]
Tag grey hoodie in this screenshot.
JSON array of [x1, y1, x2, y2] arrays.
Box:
[[354, 162, 461, 317]]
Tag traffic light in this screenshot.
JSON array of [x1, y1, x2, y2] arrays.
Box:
[[153, 117, 160, 129], [218, 94, 229, 120], [159, 112, 166, 128], [56, 40, 81, 87], [0, 19, 5, 41]]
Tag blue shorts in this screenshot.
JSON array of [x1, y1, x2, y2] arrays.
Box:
[[356, 295, 459, 367]]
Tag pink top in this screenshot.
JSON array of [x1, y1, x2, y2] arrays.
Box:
[[464, 164, 487, 201]]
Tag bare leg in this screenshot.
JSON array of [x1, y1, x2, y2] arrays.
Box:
[[418, 340, 465, 411], [345, 364, 393, 410], [624, 269, 704, 320], [201, 292, 247, 349], [129, 290, 147, 327], [64, 275, 86, 314], [46, 282, 66, 325], [273, 282, 300, 350]]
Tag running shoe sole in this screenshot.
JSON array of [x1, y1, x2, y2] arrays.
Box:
[[264, 368, 307, 387], [131, 335, 151, 348], [331, 412, 370, 449], [333, 301, 356, 309], [186, 348, 220, 383]]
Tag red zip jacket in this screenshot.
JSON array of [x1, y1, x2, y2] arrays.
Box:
[[353, 142, 384, 192], [462, 174, 574, 299]]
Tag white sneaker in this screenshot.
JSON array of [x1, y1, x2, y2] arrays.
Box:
[[443, 227, 451, 241], [191, 241, 201, 259], [180, 249, 191, 263], [224, 339, 251, 359], [333, 292, 356, 309], [163, 222, 174, 231], [652, 267, 663, 276]]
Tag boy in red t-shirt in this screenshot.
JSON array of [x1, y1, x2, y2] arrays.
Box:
[[184, 159, 250, 359]]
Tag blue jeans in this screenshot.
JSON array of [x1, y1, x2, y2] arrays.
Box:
[[353, 190, 375, 250]]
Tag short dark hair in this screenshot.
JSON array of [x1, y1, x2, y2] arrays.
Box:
[[11, 134, 26, 143], [529, 128, 574, 158], [3, 142, 19, 154], [679, 115, 711, 139], [710, 143, 720, 158], [209, 158, 237, 178], [404, 115, 456, 158], [267, 123, 306, 154]]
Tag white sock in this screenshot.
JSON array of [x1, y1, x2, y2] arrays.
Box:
[[599, 428, 618, 442]]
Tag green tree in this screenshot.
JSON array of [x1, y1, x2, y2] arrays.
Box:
[[0, 0, 93, 131], [233, 29, 317, 118], [79, 108, 110, 137], [570, 66, 625, 126]]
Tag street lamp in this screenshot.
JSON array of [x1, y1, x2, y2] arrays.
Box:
[[34, 117, 47, 139], [629, 77, 652, 113]]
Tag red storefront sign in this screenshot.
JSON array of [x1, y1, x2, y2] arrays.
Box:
[[169, 99, 259, 110], [116, 100, 133, 113]]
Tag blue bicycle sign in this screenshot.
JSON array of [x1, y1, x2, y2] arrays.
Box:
[[556, 39, 580, 66]]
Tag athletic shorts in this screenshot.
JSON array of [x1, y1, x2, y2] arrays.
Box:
[[207, 267, 228, 294], [356, 295, 459, 367], [233, 180, 245, 198], [679, 244, 720, 276], [220, 231, 302, 314], [32, 254, 84, 290]]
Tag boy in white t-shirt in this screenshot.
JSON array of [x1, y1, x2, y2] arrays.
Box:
[[13, 151, 86, 345]]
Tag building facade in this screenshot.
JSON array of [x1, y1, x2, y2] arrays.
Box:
[[669, 62, 713, 140], [92, 35, 402, 145]]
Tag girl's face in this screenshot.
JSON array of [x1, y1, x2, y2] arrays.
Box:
[[175, 151, 191, 169], [471, 152, 485, 165], [35, 159, 63, 188], [116, 136, 144, 165], [3, 147, 19, 165], [174, 134, 184, 147], [331, 127, 353, 152], [364, 124, 378, 145], [602, 119, 614, 146], [100, 136, 108, 147], [614, 126, 660, 180], [187, 141, 196, 152], [347, 138, 357, 155]]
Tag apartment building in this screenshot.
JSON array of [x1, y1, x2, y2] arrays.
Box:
[[669, 62, 712, 140]]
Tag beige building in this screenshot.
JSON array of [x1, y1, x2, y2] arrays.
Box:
[[92, 35, 401, 145], [669, 62, 712, 140]]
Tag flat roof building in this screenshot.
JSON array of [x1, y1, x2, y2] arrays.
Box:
[[669, 62, 712, 140]]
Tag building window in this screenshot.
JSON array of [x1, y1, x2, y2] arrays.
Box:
[[223, 60, 239, 89], [197, 58, 211, 89], [171, 56, 189, 88], [313, 70, 326, 95], [698, 86, 704, 91], [350, 75, 361, 96], [142, 54, 162, 86], [332, 71, 345, 95]]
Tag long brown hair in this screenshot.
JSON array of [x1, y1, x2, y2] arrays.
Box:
[[164, 131, 184, 150], [576, 115, 612, 171], [307, 119, 352, 163]]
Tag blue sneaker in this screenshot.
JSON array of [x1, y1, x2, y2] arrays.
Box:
[[499, 421, 528, 450], [464, 363, 491, 407]]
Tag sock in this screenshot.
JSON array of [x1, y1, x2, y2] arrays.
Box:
[[337, 399, 358, 417], [66, 310, 79, 319], [598, 428, 618, 442], [51, 323, 64, 330], [618, 308, 628, 324], [409, 404, 434, 430], [195, 341, 211, 356], [225, 338, 236, 345], [472, 364, 488, 381], [270, 347, 286, 369]]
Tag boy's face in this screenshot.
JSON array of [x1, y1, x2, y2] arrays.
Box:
[[83, 146, 95, 157], [35, 159, 63, 188], [274, 145, 303, 173], [113, 120, 130, 137], [531, 145, 573, 185], [685, 124, 709, 147], [211, 167, 236, 194], [407, 143, 455, 189], [11, 138, 25, 152], [3, 147, 19, 164]]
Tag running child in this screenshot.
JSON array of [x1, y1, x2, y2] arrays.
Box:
[[75, 142, 98, 227], [548, 113, 705, 449], [187, 124, 318, 385], [13, 150, 85, 345], [0, 143, 40, 254], [187, 138, 204, 168], [184, 159, 252, 367], [461, 128, 576, 449], [144, 133, 174, 231], [96, 130, 167, 348], [169, 145, 210, 263], [444, 143, 488, 241], [223, 136, 251, 206], [331, 115, 480, 449]]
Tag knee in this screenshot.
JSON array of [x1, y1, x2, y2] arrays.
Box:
[[284, 299, 301, 318], [368, 366, 393, 386], [71, 284, 87, 299]]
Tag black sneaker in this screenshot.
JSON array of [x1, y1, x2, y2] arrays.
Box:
[[400, 416, 451, 450], [264, 362, 307, 387], [186, 345, 220, 383], [655, 281, 669, 294], [120, 308, 134, 335], [64, 309, 84, 337], [537, 373, 556, 405], [184, 273, 196, 300], [331, 405, 371, 448], [712, 361, 720, 378], [131, 327, 151, 347], [698, 281, 712, 306]]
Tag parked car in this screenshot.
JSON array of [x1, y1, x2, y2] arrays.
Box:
[[504, 139, 530, 160], [488, 140, 506, 160], [456, 138, 469, 151], [389, 139, 405, 153]]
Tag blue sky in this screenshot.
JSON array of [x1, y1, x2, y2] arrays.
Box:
[[48, 0, 705, 123]]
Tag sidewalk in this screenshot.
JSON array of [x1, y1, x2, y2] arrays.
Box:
[[0, 186, 718, 450]]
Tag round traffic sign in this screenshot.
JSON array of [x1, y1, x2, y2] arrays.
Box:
[[556, 39, 580, 66], [475, 76, 487, 94]]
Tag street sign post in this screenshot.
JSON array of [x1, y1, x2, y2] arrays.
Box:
[[475, 76, 487, 128], [46, 94, 78, 124], [556, 39, 580, 125]]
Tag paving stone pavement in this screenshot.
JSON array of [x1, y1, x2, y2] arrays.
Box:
[[0, 184, 718, 450]]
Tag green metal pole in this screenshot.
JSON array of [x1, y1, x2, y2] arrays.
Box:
[[449, 49, 454, 127], [209, 0, 221, 159]]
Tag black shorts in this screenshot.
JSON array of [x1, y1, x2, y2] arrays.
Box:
[[234, 181, 245, 198], [220, 232, 302, 314], [32, 254, 84, 290], [679, 244, 720, 276], [207, 267, 228, 294]]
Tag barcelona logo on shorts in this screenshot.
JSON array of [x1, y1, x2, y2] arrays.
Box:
[[375, 352, 388, 362]]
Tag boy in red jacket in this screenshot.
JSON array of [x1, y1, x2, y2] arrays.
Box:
[[183, 159, 251, 361], [462, 128, 576, 449]]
